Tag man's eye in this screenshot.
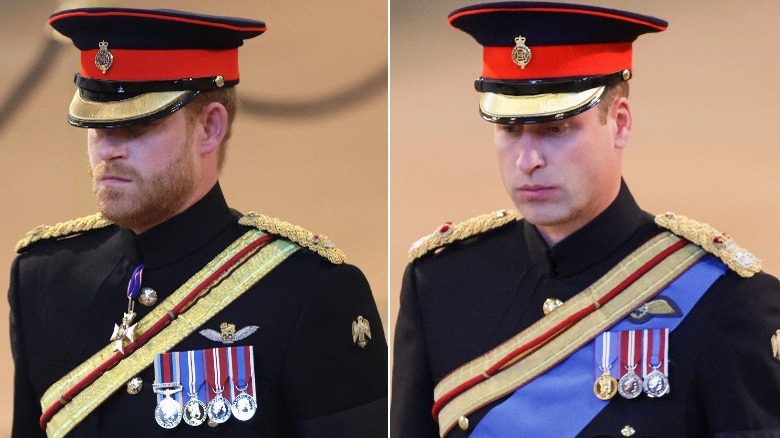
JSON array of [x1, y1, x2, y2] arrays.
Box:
[[546, 124, 566, 134], [500, 124, 518, 133]]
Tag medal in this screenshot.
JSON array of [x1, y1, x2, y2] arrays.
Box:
[[617, 330, 643, 399], [594, 370, 618, 400], [182, 350, 207, 426], [206, 348, 232, 424], [153, 352, 184, 429], [229, 346, 257, 421], [642, 328, 670, 398], [593, 331, 618, 400], [643, 366, 670, 397], [110, 264, 144, 354], [154, 389, 183, 429], [232, 392, 257, 421], [184, 399, 207, 426], [207, 394, 232, 424], [618, 366, 643, 399]]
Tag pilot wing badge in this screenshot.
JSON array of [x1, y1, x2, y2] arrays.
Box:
[[199, 322, 259, 345]]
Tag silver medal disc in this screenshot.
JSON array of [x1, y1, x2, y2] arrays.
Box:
[[155, 396, 183, 429], [207, 394, 232, 424], [183, 398, 207, 426], [231, 392, 258, 421], [617, 371, 643, 399], [643, 368, 670, 398]]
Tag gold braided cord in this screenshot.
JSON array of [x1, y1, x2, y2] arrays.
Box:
[[238, 212, 346, 264], [655, 212, 762, 278], [16, 213, 113, 253], [408, 210, 519, 261]]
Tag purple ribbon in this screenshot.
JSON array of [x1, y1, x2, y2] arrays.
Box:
[[127, 264, 144, 300]]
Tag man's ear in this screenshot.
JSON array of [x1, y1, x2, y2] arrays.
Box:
[[196, 102, 228, 155], [612, 96, 632, 150]]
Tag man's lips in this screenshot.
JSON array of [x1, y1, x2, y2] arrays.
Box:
[[97, 174, 133, 186], [517, 184, 558, 201]]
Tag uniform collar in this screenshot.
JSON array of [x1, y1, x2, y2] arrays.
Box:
[[134, 182, 236, 269], [523, 180, 646, 277]]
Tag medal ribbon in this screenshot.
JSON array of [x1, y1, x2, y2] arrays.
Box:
[[182, 350, 207, 402], [593, 332, 620, 380], [153, 352, 183, 404], [127, 264, 144, 301], [619, 330, 642, 374], [205, 348, 230, 401], [229, 346, 255, 398], [643, 328, 669, 376]]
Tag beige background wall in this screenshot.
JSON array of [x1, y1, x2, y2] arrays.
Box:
[[391, 0, 780, 372], [0, 1, 386, 434]]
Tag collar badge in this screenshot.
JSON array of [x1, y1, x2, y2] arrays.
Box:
[[352, 315, 372, 348]]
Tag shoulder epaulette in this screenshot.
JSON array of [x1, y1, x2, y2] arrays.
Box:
[[408, 209, 519, 261], [655, 212, 761, 278], [15, 213, 114, 254], [238, 212, 346, 264]]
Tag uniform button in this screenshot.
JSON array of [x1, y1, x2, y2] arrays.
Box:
[[126, 376, 143, 394], [458, 416, 469, 430], [543, 298, 564, 315], [138, 287, 158, 306], [621, 425, 636, 437]]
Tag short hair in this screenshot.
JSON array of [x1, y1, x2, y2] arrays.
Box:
[[597, 81, 629, 124], [183, 87, 238, 171]]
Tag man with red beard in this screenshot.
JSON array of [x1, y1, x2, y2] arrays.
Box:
[[9, 8, 386, 437]]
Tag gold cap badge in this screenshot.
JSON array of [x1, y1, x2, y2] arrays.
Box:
[[511, 35, 532, 69], [95, 40, 113, 74]]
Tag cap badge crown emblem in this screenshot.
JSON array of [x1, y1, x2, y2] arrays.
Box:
[[95, 40, 113, 74], [511, 35, 532, 69]]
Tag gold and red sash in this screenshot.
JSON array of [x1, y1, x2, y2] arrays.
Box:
[[40, 229, 300, 438], [432, 231, 706, 436]]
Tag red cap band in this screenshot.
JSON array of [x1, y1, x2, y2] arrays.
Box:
[[482, 42, 632, 80], [80, 48, 239, 81]]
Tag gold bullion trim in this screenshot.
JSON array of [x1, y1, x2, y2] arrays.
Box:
[[16, 213, 113, 253], [69, 90, 190, 125], [408, 209, 519, 261], [480, 86, 604, 120], [239, 212, 346, 264], [436, 233, 706, 436], [43, 230, 299, 438], [655, 212, 762, 278]]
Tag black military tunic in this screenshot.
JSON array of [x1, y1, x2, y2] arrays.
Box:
[[10, 183, 387, 437], [391, 182, 780, 437]]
